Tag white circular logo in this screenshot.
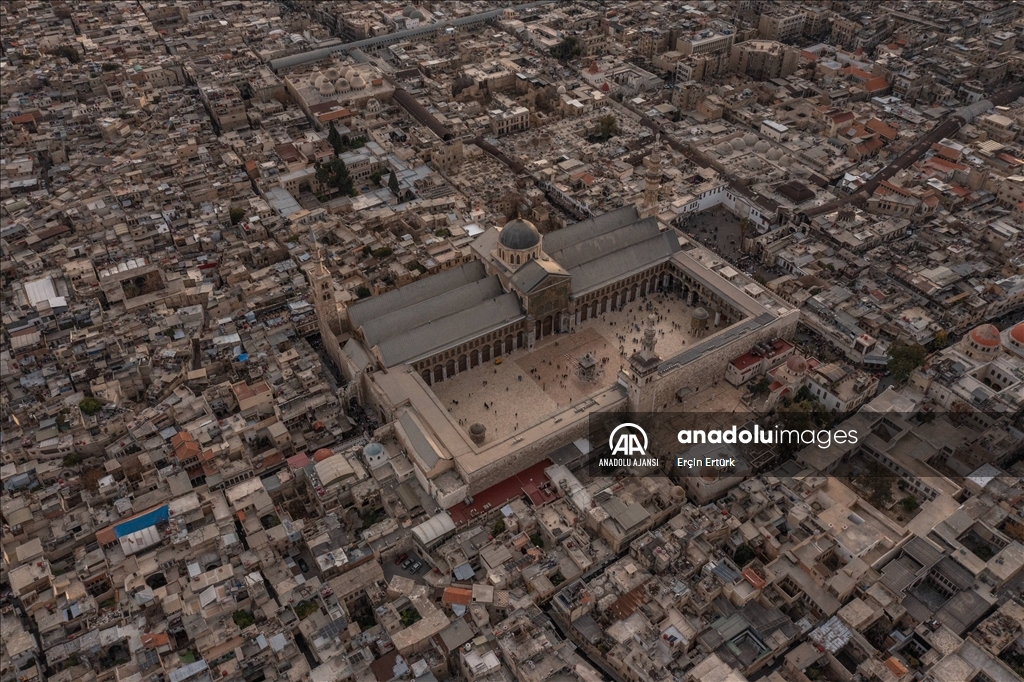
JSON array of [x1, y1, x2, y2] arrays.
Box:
[[609, 422, 649, 457]]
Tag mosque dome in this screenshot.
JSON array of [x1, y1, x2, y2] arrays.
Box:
[[402, 5, 417, 17], [717, 142, 732, 156], [743, 133, 758, 146], [325, 67, 340, 80], [969, 324, 1001, 348], [313, 448, 334, 462], [731, 138, 746, 151], [335, 78, 349, 91], [767, 147, 782, 161], [344, 67, 357, 81], [691, 307, 709, 320], [319, 81, 335, 96], [499, 217, 541, 250], [754, 140, 770, 153], [1010, 321, 1024, 346], [786, 356, 808, 374], [780, 154, 794, 166], [557, 84, 567, 94], [745, 157, 762, 171], [350, 74, 366, 89], [314, 74, 326, 88], [410, 9, 425, 20]]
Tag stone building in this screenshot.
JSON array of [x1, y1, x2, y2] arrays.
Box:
[[321, 206, 797, 504]]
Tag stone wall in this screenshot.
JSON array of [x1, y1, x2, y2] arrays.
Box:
[[632, 309, 800, 412], [460, 394, 629, 496]]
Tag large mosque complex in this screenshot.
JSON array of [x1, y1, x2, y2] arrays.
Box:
[[313, 191, 799, 508]]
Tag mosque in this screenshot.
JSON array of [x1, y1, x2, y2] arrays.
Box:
[[311, 188, 799, 506]]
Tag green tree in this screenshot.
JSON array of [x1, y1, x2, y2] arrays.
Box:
[[492, 519, 506, 535], [370, 168, 386, 186], [551, 36, 582, 61], [597, 114, 619, 140], [315, 158, 354, 197], [750, 376, 771, 397], [229, 207, 245, 225], [530, 533, 544, 548], [48, 45, 81, 63], [900, 496, 919, 513], [888, 340, 928, 383], [388, 169, 400, 199], [79, 397, 103, 416], [399, 608, 421, 627], [327, 123, 343, 156], [733, 544, 755, 567], [294, 601, 318, 620], [232, 610, 255, 628], [355, 286, 371, 299], [933, 329, 948, 349]]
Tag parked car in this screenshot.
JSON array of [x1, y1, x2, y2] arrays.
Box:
[[297, 558, 309, 573], [401, 559, 412, 570], [411, 561, 422, 573], [394, 553, 408, 565]]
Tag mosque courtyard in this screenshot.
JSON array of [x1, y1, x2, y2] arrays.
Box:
[[430, 291, 742, 443]]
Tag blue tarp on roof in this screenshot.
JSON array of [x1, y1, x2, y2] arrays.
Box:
[[114, 505, 169, 538]]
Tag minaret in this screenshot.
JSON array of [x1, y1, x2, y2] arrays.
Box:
[[308, 234, 340, 336], [642, 137, 662, 217], [625, 314, 663, 411], [639, 314, 657, 358]]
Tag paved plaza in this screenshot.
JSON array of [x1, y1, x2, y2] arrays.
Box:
[[431, 291, 735, 442]]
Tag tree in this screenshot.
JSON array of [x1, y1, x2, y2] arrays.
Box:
[[294, 601, 318, 620], [47, 45, 81, 64], [79, 397, 103, 416], [388, 169, 400, 199], [370, 169, 387, 186], [492, 519, 506, 535], [933, 329, 948, 349], [314, 158, 354, 197], [733, 544, 755, 567], [452, 72, 475, 98], [327, 122, 343, 156], [888, 340, 928, 383], [529, 533, 544, 548], [900, 496, 919, 513], [229, 207, 245, 225], [551, 36, 582, 61], [232, 610, 255, 629], [597, 114, 619, 140], [355, 286, 371, 299], [750, 376, 771, 397]]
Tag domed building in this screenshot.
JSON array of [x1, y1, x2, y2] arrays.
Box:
[[785, 355, 808, 374], [961, 323, 1001, 361], [496, 216, 542, 268], [1004, 321, 1024, 357]]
